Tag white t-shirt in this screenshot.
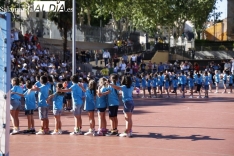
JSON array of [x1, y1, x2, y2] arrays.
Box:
[[131, 56, 136, 61], [14, 31, 19, 41], [232, 60, 234, 71], [224, 63, 231, 71], [32, 55, 39, 61], [103, 51, 111, 58]]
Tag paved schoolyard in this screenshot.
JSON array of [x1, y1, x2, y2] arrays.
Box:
[[10, 91, 234, 156]]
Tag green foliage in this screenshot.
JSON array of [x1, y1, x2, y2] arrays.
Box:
[[204, 46, 212, 51], [219, 45, 227, 50]]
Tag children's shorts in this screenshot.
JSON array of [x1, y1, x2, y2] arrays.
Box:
[[73, 104, 82, 116], [181, 84, 185, 91], [229, 84, 232, 86], [204, 85, 209, 90], [25, 109, 34, 115], [123, 100, 134, 113], [108, 105, 119, 117], [10, 99, 21, 111], [97, 107, 107, 112], [38, 106, 48, 119], [223, 80, 227, 84], [197, 84, 202, 91], [173, 87, 177, 92], [53, 109, 62, 116], [148, 87, 151, 92]]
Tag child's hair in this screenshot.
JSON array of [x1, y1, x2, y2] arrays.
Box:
[[165, 74, 169, 80], [121, 75, 132, 88], [98, 77, 107, 86], [47, 76, 53, 83], [40, 75, 48, 84], [56, 83, 65, 95], [36, 75, 40, 81], [147, 75, 152, 80], [70, 75, 79, 83], [12, 77, 19, 85], [19, 77, 24, 84], [88, 80, 97, 96], [153, 73, 158, 78], [82, 78, 89, 84], [140, 73, 145, 78], [190, 73, 194, 78], [197, 74, 201, 77], [110, 74, 118, 85], [25, 80, 32, 89], [205, 71, 208, 76]]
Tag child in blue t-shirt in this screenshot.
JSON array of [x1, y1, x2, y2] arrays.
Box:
[[152, 73, 158, 98], [79, 80, 97, 136], [228, 72, 233, 93], [141, 73, 146, 98], [47, 83, 65, 135], [222, 71, 227, 93], [196, 74, 203, 98], [32, 76, 50, 135], [11, 80, 35, 134], [188, 73, 195, 98], [164, 74, 170, 98], [214, 70, 220, 93], [58, 75, 83, 135], [134, 74, 141, 97], [203, 71, 210, 98], [146, 74, 152, 98], [107, 75, 135, 137], [172, 75, 178, 98], [158, 72, 164, 98], [106, 74, 120, 136]]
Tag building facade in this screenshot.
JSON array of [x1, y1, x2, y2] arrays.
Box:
[[227, 0, 234, 40]]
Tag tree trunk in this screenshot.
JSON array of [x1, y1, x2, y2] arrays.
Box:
[[63, 26, 68, 61], [86, 7, 91, 26]]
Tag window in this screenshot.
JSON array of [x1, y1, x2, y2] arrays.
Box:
[[36, 12, 39, 18]]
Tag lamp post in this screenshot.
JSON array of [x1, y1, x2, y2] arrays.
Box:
[[72, 0, 76, 75]]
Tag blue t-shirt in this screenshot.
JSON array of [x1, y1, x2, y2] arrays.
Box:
[[120, 85, 134, 102], [24, 90, 36, 110], [208, 74, 212, 82], [107, 84, 119, 106], [38, 85, 50, 107], [179, 75, 187, 85], [11, 86, 23, 100], [96, 87, 108, 108], [172, 79, 178, 88], [229, 75, 233, 84], [188, 78, 195, 87], [204, 76, 210, 86], [69, 84, 83, 105], [67, 81, 72, 94], [141, 77, 146, 87], [84, 89, 96, 111], [152, 77, 158, 87], [223, 74, 227, 81], [159, 76, 164, 86], [53, 93, 64, 110], [82, 83, 88, 97], [147, 79, 152, 87], [164, 79, 170, 88], [135, 77, 140, 87], [214, 74, 220, 83], [196, 77, 203, 85]]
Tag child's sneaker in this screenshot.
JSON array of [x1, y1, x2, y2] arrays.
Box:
[[188, 96, 193, 98], [84, 129, 95, 136], [141, 96, 145, 98], [36, 129, 45, 135], [70, 127, 82, 135], [30, 128, 36, 134], [58, 129, 63, 134], [10, 129, 19, 135], [23, 129, 31, 134], [106, 129, 118, 136], [119, 132, 131, 137], [96, 129, 104, 136], [51, 131, 60, 135], [197, 96, 202, 99]]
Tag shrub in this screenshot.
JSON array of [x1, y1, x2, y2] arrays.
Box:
[[204, 46, 211, 51], [219, 45, 227, 50]]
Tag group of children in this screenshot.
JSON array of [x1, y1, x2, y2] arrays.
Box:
[[133, 70, 233, 99], [10, 74, 135, 137]]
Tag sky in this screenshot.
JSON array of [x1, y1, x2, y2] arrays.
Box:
[[216, 0, 227, 19]]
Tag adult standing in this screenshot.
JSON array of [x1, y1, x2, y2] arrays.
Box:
[[103, 49, 111, 66], [113, 53, 119, 67], [231, 57, 234, 74], [224, 60, 231, 74]]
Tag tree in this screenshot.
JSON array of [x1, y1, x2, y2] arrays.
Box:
[[47, 0, 79, 61]]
